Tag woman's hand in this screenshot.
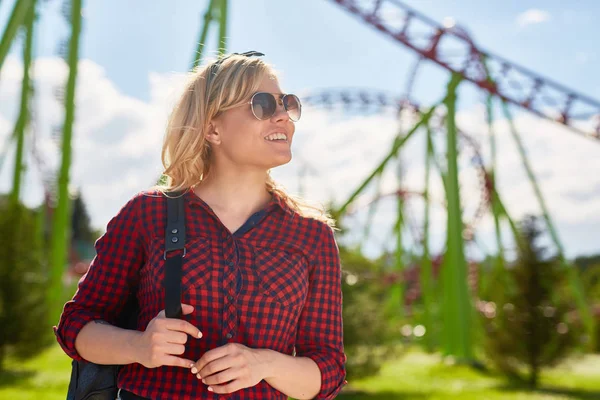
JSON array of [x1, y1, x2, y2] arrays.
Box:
[[191, 343, 271, 394], [133, 303, 202, 369]]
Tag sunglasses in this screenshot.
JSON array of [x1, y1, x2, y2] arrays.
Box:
[[247, 92, 302, 122]]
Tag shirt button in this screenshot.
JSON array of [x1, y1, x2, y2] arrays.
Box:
[[226, 333, 233, 339], [227, 295, 234, 301], [226, 261, 234, 267]]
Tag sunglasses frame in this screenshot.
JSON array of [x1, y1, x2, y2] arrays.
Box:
[[247, 92, 302, 122]]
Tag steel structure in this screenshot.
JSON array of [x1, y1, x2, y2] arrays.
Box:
[[328, 0, 600, 140]]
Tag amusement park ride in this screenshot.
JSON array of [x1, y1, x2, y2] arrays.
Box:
[[1, 0, 599, 360]]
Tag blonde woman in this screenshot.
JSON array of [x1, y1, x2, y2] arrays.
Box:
[[54, 51, 346, 399]]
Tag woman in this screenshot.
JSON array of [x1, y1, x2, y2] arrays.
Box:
[[54, 51, 346, 400]]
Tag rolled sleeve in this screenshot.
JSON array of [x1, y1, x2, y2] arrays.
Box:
[[53, 192, 145, 361], [295, 222, 346, 399]]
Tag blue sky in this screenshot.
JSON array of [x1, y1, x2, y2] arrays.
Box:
[[1, 0, 599, 259]]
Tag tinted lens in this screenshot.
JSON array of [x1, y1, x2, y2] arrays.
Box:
[[283, 94, 301, 121], [251, 92, 277, 120]]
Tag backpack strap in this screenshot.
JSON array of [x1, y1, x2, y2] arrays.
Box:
[[164, 192, 186, 319]]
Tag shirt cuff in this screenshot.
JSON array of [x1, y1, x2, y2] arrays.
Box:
[[53, 305, 103, 362], [302, 351, 347, 400]]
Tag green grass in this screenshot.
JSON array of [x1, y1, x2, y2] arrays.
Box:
[[0, 344, 73, 400], [1, 345, 599, 399], [340, 350, 600, 399]]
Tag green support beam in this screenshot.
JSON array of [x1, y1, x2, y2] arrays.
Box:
[[484, 95, 510, 295], [49, 0, 83, 325], [501, 101, 595, 348], [389, 170, 405, 319], [360, 173, 384, 251], [190, 0, 228, 70], [218, 0, 228, 55], [420, 125, 435, 351], [0, 0, 34, 72], [10, 1, 35, 205], [336, 102, 441, 216], [442, 73, 473, 360], [191, 0, 218, 70]]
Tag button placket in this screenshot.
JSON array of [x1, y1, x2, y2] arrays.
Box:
[[221, 246, 238, 344]]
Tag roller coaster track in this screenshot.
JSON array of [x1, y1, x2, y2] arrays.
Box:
[[328, 0, 600, 140]]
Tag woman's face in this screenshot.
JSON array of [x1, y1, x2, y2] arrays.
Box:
[[209, 75, 296, 171]]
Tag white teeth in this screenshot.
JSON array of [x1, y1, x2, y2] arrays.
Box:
[[265, 132, 287, 141]]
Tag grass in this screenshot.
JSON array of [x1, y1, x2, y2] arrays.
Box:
[[0, 344, 73, 400], [1, 345, 599, 399], [339, 350, 600, 399]]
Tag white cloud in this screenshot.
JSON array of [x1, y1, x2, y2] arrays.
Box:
[[1, 55, 599, 259], [0, 56, 185, 227], [516, 9, 551, 28]]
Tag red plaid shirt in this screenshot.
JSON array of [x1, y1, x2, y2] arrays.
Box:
[[54, 189, 346, 399]]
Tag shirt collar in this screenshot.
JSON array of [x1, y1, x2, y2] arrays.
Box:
[[183, 187, 293, 216]]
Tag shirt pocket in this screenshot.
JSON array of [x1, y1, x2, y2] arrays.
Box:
[[146, 235, 213, 293], [252, 245, 309, 307]]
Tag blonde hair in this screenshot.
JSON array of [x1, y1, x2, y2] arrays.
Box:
[[154, 53, 335, 228]]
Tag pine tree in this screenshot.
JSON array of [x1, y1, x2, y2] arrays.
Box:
[[0, 200, 50, 370], [71, 191, 96, 243], [480, 215, 582, 387]]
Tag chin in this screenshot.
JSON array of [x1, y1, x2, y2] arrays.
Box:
[[267, 154, 292, 169]]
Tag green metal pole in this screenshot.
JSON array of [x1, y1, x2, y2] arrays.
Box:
[[420, 125, 435, 351], [0, 0, 34, 72], [485, 94, 508, 294], [360, 174, 384, 251], [10, 1, 35, 205], [218, 0, 228, 55], [443, 73, 473, 360], [191, 0, 218, 70], [501, 101, 595, 348], [493, 191, 521, 246], [336, 102, 441, 216], [389, 173, 405, 320], [49, 0, 83, 325]]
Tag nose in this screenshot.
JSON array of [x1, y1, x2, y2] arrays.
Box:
[[271, 99, 289, 122]]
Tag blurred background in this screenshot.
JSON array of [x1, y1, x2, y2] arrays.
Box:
[[1, 0, 600, 399]]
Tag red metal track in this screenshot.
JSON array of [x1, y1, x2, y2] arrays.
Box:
[[329, 0, 600, 140]]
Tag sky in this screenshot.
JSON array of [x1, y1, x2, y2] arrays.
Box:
[[1, 0, 599, 260]]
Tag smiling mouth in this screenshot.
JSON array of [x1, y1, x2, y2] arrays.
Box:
[[264, 133, 289, 143], [265, 138, 289, 143]]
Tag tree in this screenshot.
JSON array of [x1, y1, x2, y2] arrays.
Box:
[[480, 215, 582, 387], [0, 200, 51, 370], [579, 264, 600, 353], [339, 244, 402, 379], [70, 191, 96, 243], [574, 253, 600, 272]]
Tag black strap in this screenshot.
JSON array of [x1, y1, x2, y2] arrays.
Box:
[[164, 193, 185, 319]]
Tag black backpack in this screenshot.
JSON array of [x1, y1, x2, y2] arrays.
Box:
[[66, 193, 186, 400]]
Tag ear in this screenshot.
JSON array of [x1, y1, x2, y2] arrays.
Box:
[[204, 121, 221, 145]]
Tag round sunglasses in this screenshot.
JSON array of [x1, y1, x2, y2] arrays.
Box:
[[247, 92, 302, 122]]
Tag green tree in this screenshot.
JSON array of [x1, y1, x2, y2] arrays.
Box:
[[480, 215, 582, 387], [579, 264, 600, 353], [71, 191, 96, 243], [339, 244, 401, 380], [0, 200, 50, 370]]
